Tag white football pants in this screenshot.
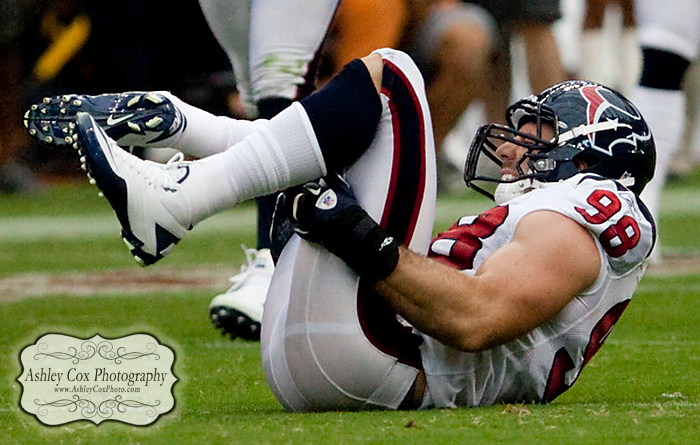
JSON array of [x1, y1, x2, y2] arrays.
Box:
[[261, 49, 437, 411]]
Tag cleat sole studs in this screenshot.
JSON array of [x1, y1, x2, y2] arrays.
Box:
[[160, 244, 176, 257], [127, 96, 140, 107], [146, 117, 163, 128], [122, 238, 136, 250], [146, 93, 163, 104]]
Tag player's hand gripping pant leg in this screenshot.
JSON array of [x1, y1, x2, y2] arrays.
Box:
[[261, 49, 437, 411]]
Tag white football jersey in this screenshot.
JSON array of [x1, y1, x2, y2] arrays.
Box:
[[420, 173, 656, 408]]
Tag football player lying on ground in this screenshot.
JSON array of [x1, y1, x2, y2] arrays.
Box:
[[25, 48, 655, 410]]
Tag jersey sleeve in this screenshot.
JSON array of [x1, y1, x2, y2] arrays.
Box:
[[528, 175, 656, 275]]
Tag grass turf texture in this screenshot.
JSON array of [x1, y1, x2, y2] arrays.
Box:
[[1, 175, 700, 443]]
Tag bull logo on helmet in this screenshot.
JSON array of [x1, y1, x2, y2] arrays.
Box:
[[577, 85, 651, 156]]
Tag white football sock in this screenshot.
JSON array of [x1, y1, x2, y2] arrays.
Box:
[[165, 102, 327, 226], [151, 93, 261, 159], [691, 113, 700, 163], [579, 30, 612, 86], [632, 86, 686, 220], [617, 29, 641, 96], [632, 86, 686, 263]]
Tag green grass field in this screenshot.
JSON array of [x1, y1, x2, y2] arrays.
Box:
[[1, 172, 699, 444]]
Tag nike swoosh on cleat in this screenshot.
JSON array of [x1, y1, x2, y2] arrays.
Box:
[[106, 114, 135, 126]]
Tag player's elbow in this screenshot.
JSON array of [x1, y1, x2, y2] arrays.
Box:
[[427, 303, 504, 352], [447, 323, 497, 352]]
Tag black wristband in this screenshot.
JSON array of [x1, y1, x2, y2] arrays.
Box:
[[322, 207, 400, 282]]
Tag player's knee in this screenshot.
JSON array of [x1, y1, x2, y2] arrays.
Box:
[[360, 53, 383, 94], [361, 48, 425, 94], [373, 48, 417, 70], [639, 47, 691, 90]]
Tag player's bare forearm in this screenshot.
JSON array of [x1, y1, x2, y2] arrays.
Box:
[[373, 247, 497, 351], [373, 211, 601, 352]]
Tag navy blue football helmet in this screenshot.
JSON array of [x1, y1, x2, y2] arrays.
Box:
[[464, 80, 656, 202]]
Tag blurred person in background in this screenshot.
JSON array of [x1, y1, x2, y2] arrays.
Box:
[[578, 0, 639, 96], [464, 0, 568, 125], [630, 0, 700, 264], [392, 0, 496, 152], [327, 0, 497, 193]]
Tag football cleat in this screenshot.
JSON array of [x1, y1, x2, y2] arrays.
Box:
[[74, 112, 191, 266], [24, 91, 185, 149], [209, 247, 274, 341]]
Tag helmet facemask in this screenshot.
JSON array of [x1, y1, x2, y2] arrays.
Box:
[[463, 81, 656, 201], [464, 99, 564, 203]]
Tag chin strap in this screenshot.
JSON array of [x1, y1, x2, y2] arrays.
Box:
[[617, 174, 636, 188], [494, 178, 557, 205], [494, 178, 532, 204]]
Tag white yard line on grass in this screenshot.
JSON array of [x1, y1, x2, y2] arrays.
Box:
[[0, 208, 256, 243], [0, 188, 697, 243], [0, 266, 232, 302]]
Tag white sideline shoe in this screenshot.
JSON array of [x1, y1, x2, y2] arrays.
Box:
[[209, 247, 274, 341], [75, 112, 191, 266]]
